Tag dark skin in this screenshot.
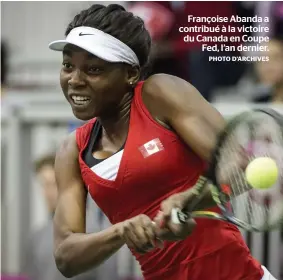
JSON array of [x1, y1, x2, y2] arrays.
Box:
[[54, 44, 225, 277]]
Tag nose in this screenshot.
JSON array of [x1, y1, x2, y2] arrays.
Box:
[[68, 69, 86, 88]]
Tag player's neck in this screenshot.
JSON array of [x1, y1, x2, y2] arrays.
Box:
[[98, 92, 132, 144]]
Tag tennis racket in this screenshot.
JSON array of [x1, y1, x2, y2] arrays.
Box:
[[171, 108, 283, 232]]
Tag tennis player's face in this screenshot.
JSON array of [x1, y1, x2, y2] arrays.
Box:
[[60, 45, 131, 120]]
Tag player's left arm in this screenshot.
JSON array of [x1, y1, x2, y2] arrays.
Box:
[[143, 74, 225, 162], [143, 74, 226, 212]]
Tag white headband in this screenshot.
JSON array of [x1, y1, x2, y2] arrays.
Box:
[[49, 26, 140, 66]]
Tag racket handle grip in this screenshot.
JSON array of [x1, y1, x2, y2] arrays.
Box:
[[171, 208, 190, 224]]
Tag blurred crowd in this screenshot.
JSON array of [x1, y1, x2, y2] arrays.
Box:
[[127, 1, 283, 103], [1, 1, 283, 280]]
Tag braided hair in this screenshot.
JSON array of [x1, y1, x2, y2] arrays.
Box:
[[65, 4, 151, 73]]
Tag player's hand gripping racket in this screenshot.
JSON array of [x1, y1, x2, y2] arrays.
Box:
[[171, 108, 283, 232]]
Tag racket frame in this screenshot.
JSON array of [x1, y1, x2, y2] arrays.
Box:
[[172, 108, 283, 232]]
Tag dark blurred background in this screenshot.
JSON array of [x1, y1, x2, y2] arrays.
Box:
[[1, 1, 283, 280]]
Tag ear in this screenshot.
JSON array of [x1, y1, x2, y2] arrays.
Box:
[[126, 65, 141, 88]]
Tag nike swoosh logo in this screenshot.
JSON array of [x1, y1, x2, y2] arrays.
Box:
[[79, 32, 95, 36]]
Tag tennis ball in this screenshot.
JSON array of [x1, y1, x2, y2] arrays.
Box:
[[245, 157, 279, 189]]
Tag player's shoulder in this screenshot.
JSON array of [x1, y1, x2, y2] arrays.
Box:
[[143, 73, 177, 95], [142, 74, 202, 119], [58, 130, 77, 153], [143, 73, 199, 101], [54, 131, 78, 171], [56, 119, 96, 162]]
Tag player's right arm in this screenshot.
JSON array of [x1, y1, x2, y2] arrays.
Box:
[[54, 132, 159, 277], [53, 132, 125, 277]]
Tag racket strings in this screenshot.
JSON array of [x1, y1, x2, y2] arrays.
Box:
[[220, 134, 263, 229], [216, 112, 283, 230], [263, 116, 283, 228], [245, 114, 281, 229], [219, 132, 255, 225], [251, 114, 283, 228], [242, 116, 267, 228]]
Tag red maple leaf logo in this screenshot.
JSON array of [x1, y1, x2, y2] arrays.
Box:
[[147, 143, 156, 150]]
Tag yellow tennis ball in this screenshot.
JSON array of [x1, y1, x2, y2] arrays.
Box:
[[245, 157, 279, 189]]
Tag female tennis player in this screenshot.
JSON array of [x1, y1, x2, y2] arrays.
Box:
[[49, 4, 275, 280]]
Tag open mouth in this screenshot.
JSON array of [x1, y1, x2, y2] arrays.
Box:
[[70, 95, 91, 106]]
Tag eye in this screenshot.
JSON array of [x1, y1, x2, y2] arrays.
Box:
[[62, 62, 73, 70]]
